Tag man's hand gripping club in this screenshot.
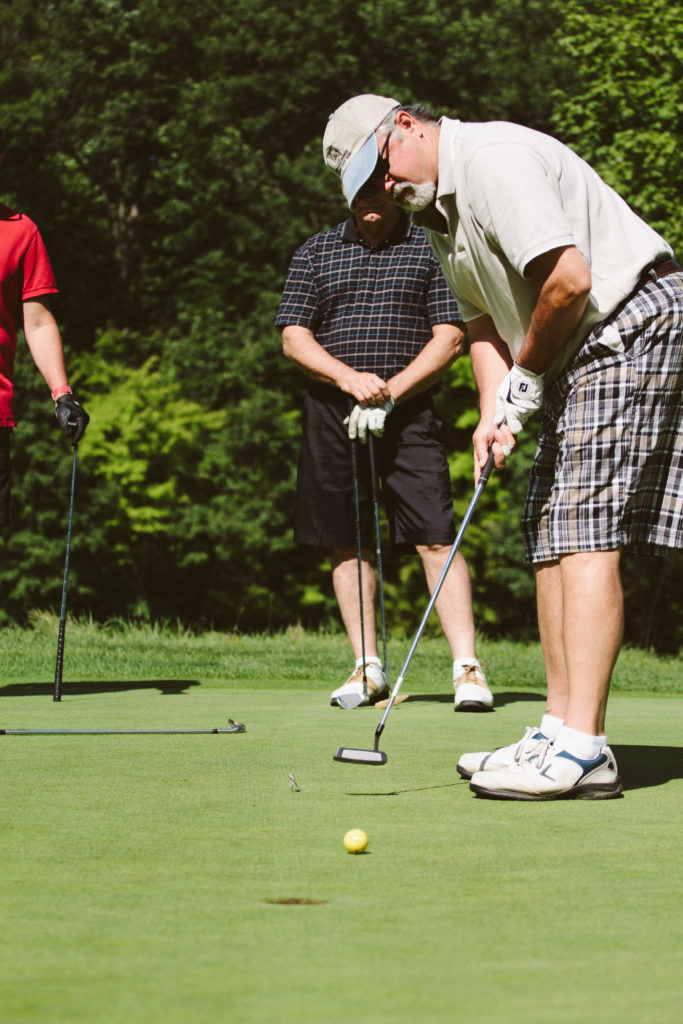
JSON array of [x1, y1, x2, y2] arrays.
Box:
[[494, 363, 545, 436]]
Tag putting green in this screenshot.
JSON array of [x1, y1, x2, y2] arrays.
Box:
[[1, 682, 680, 1023]]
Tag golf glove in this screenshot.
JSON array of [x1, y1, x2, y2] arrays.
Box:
[[55, 393, 90, 445], [494, 364, 545, 435], [346, 398, 395, 443]]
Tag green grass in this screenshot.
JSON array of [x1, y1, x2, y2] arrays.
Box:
[[1, 620, 681, 1023], [3, 613, 681, 692]]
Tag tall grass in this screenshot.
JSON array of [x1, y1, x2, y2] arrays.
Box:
[[2, 614, 680, 694]]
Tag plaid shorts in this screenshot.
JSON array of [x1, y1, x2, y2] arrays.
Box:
[[523, 268, 683, 562]]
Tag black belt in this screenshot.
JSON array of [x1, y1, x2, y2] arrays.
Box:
[[640, 257, 681, 287], [595, 257, 680, 335]]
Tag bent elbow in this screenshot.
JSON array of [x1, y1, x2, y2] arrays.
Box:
[[574, 265, 592, 302], [281, 327, 294, 360]]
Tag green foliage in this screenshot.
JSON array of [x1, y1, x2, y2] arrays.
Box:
[[82, 347, 226, 538], [550, 0, 683, 251]]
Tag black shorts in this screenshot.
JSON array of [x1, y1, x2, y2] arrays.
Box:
[[295, 389, 456, 551], [0, 428, 11, 526]]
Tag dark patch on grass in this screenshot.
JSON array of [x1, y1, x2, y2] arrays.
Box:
[[612, 744, 683, 791], [266, 898, 329, 905], [346, 782, 461, 797], [0, 680, 200, 697]]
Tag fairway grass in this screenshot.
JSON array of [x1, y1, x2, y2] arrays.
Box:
[[1, 629, 681, 1023]]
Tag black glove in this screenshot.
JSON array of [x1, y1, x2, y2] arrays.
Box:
[[54, 393, 90, 445]]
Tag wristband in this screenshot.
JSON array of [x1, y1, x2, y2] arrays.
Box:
[[51, 384, 72, 401]]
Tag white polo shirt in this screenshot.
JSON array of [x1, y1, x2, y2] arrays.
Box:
[[422, 118, 671, 378]]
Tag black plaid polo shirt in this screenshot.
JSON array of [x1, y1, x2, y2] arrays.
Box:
[[275, 213, 462, 378]]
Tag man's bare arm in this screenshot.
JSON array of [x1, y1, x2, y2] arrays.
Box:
[[282, 324, 390, 404], [387, 323, 465, 404], [516, 245, 592, 374]]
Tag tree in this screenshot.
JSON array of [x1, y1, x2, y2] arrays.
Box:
[[550, 0, 682, 252]]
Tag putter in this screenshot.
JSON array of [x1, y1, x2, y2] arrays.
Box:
[[54, 445, 78, 702], [1, 719, 246, 736], [334, 448, 496, 765]]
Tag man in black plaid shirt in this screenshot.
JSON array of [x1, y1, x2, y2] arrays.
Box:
[[276, 189, 492, 711]]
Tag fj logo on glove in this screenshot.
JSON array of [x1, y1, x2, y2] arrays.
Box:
[[494, 364, 546, 435]]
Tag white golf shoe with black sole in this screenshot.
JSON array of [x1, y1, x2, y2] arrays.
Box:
[[456, 726, 548, 779], [330, 663, 389, 709], [469, 742, 623, 801], [453, 662, 493, 712]]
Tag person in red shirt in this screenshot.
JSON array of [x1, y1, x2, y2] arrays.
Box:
[[0, 126, 89, 526]]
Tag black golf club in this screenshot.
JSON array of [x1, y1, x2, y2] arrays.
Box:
[[349, 431, 368, 692], [334, 448, 496, 765], [53, 444, 78, 702], [336, 430, 392, 710], [367, 431, 390, 685]]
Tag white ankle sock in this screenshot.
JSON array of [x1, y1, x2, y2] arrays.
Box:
[[540, 714, 563, 741], [356, 656, 381, 669], [554, 726, 606, 761]]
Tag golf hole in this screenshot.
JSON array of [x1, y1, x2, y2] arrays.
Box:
[[265, 898, 328, 906]]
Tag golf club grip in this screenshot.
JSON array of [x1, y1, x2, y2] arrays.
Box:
[[366, 430, 379, 505], [54, 618, 65, 701], [349, 431, 361, 529], [479, 447, 495, 485]]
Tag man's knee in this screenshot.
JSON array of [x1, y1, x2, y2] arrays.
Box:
[[415, 542, 452, 563], [333, 547, 371, 569]]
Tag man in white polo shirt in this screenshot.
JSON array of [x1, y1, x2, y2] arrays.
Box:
[[322, 94, 682, 800]]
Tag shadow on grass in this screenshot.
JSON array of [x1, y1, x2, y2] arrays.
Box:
[[343, 744, 682, 797], [0, 680, 200, 697], [400, 690, 545, 707], [345, 782, 462, 797], [613, 745, 683, 791]]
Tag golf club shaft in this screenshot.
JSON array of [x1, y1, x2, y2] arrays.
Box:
[[54, 445, 78, 702], [1, 725, 245, 736], [349, 432, 367, 684], [367, 432, 389, 682], [373, 448, 496, 744]]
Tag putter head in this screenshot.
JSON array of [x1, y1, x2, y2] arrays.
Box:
[[334, 746, 387, 765], [226, 718, 246, 732], [334, 691, 365, 710]]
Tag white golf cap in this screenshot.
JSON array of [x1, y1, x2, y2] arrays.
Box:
[[323, 94, 401, 207]]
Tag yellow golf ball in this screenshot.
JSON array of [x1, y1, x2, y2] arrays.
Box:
[[343, 828, 369, 854]]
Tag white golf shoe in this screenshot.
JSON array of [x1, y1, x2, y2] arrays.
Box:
[[453, 661, 493, 712], [456, 726, 548, 779], [469, 741, 623, 801], [330, 662, 389, 709]]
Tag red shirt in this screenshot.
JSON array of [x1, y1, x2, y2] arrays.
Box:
[[0, 204, 58, 426]]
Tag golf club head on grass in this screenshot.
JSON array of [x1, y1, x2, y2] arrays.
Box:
[[333, 448, 496, 766], [334, 691, 365, 710], [333, 746, 387, 765]]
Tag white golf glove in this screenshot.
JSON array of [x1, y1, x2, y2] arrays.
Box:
[[494, 364, 545, 435], [346, 398, 395, 443]]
